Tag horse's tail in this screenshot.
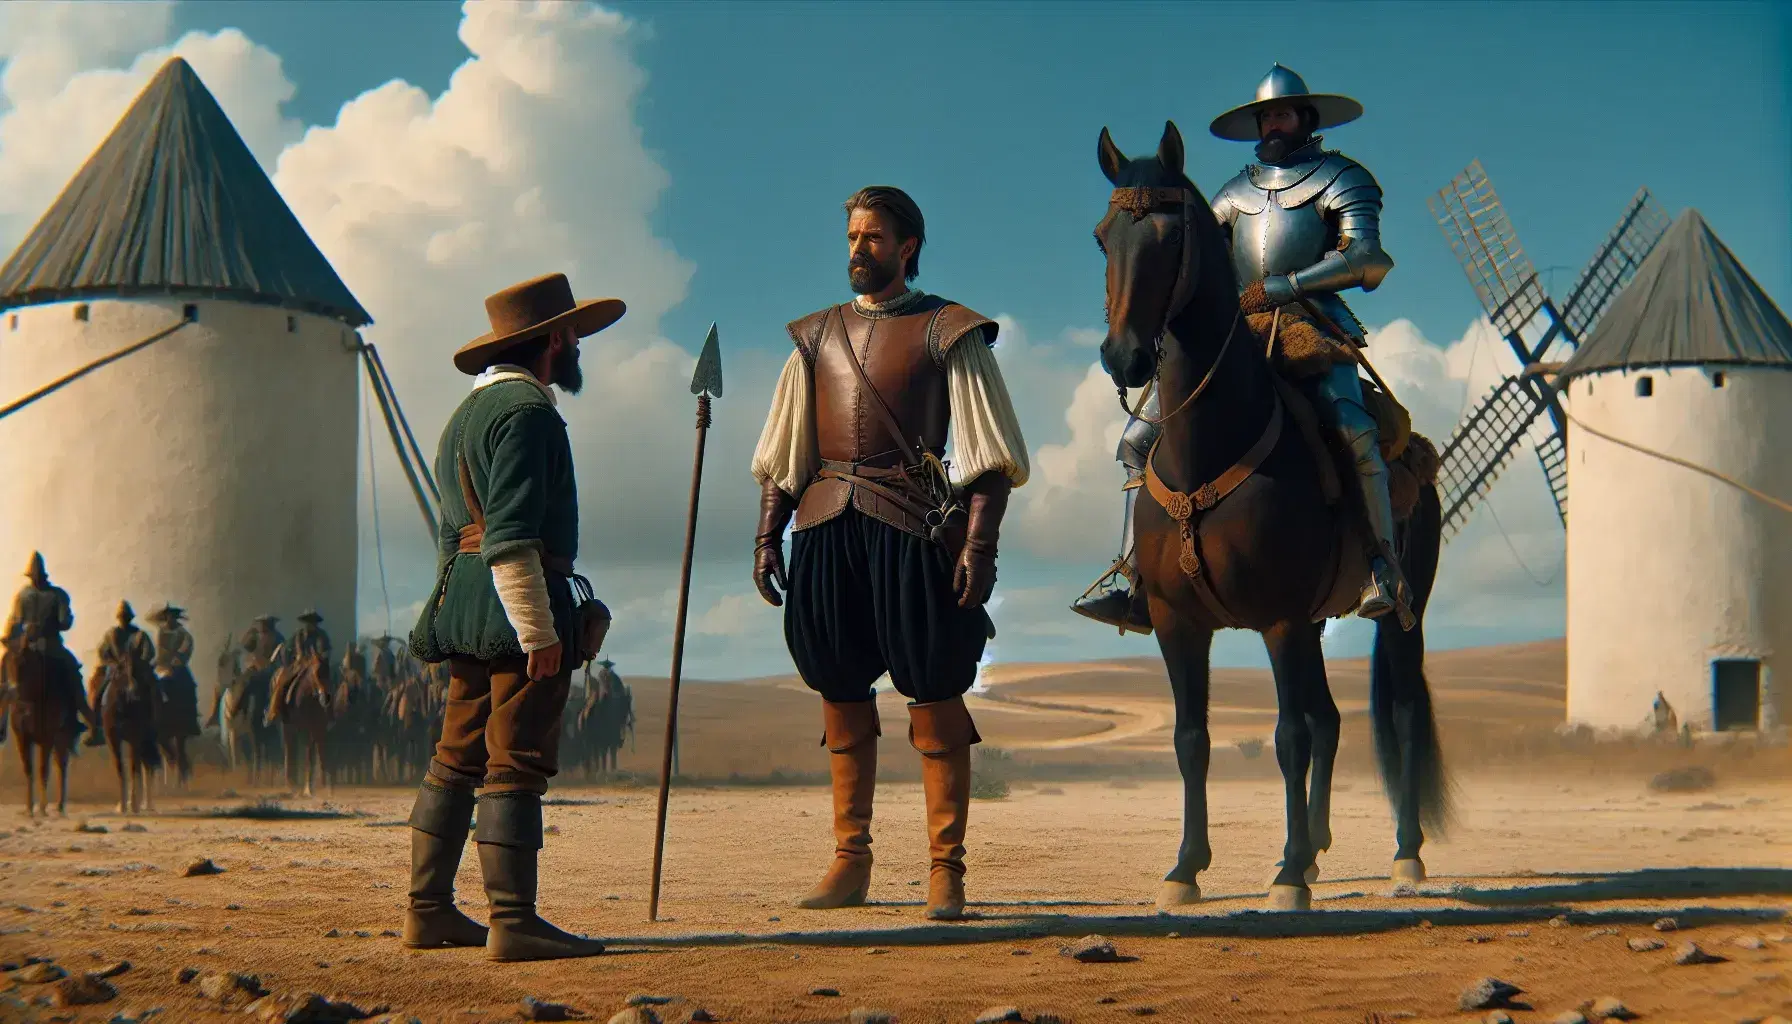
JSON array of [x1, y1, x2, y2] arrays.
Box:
[[1370, 481, 1453, 837]]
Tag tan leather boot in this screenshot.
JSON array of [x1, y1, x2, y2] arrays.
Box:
[[910, 697, 980, 921], [796, 699, 879, 909]]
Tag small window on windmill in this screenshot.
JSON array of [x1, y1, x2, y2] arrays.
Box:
[[73, 303, 89, 322], [183, 303, 199, 322], [286, 315, 297, 334], [1635, 375, 1653, 398], [1712, 371, 1726, 388]]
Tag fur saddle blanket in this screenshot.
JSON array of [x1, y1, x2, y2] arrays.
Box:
[[1236, 281, 1439, 521]]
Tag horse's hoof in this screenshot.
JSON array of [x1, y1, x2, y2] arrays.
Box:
[[1264, 861, 1321, 888], [1155, 881, 1202, 912], [1391, 858, 1426, 885], [1265, 884, 1312, 912]]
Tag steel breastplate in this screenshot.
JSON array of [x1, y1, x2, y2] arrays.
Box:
[[1228, 196, 1335, 286]]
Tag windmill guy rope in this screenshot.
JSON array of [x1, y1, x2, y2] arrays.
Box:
[[1563, 404, 1792, 516]]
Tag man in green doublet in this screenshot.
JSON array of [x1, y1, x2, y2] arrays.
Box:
[[404, 272, 624, 962]]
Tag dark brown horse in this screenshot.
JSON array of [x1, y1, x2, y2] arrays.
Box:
[[1094, 121, 1450, 911], [2, 639, 79, 816], [266, 652, 334, 797], [98, 650, 163, 815]]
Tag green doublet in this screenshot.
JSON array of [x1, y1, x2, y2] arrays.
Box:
[[410, 379, 580, 662]]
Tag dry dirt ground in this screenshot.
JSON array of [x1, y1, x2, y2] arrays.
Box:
[[2, 639, 1790, 1024]]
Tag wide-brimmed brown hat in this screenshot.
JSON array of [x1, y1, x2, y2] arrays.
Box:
[[453, 273, 626, 375]]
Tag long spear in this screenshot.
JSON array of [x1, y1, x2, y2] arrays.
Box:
[[649, 322, 723, 922]]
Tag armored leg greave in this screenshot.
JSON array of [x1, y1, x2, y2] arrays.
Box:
[[1314, 363, 1401, 618], [1070, 400, 1160, 635]]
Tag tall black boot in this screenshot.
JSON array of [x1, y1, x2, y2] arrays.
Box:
[[403, 781, 488, 949], [474, 792, 606, 961]]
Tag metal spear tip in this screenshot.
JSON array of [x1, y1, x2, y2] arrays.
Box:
[[690, 322, 722, 398]]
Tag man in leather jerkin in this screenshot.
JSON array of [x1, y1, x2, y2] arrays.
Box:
[[752, 186, 1031, 921], [405, 272, 625, 962], [1073, 64, 1406, 633]]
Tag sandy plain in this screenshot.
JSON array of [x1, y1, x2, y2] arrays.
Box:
[[1, 638, 1790, 1024]]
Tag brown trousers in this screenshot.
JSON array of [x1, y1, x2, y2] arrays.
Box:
[[427, 655, 572, 795]]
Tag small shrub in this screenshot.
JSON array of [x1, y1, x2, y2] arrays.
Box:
[[972, 746, 1013, 800]]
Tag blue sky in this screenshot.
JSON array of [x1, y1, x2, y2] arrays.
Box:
[[10, 0, 1790, 679]]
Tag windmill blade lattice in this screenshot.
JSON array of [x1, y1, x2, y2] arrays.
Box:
[[1434, 376, 1551, 540], [1557, 188, 1673, 342], [1429, 159, 1549, 338]]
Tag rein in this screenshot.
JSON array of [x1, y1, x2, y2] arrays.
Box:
[[1105, 184, 1240, 428]]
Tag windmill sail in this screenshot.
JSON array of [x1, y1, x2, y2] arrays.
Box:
[[1429, 162, 1668, 538]]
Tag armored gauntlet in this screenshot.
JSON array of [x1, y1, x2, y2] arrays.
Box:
[[954, 474, 1011, 608], [754, 478, 797, 606]]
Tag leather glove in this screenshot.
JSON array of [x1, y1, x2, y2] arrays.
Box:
[[753, 478, 797, 607], [953, 473, 1012, 608]]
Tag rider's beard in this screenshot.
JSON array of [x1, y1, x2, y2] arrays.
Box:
[[848, 254, 899, 295], [1255, 129, 1308, 164], [551, 341, 583, 394]]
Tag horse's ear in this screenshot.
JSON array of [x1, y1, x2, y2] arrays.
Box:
[[1098, 126, 1126, 185], [1157, 120, 1185, 176]]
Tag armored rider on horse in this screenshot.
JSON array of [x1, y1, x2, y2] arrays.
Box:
[[1073, 64, 1412, 633]]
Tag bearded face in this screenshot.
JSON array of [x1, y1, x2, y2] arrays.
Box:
[[1254, 103, 1313, 164], [846, 206, 911, 296], [550, 328, 583, 394]]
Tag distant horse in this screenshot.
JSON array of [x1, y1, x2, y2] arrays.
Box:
[[267, 651, 333, 797], [379, 670, 432, 783], [1092, 122, 1449, 911], [214, 658, 277, 783], [98, 651, 163, 815], [2, 638, 80, 816], [327, 652, 376, 785]]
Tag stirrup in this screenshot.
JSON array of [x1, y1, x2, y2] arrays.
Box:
[[1077, 557, 1133, 600]]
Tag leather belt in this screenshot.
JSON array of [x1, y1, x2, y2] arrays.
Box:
[[457, 524, 573, 577], [817, 459, 939, 524]]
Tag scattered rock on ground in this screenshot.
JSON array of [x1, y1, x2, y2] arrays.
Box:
[[626, 995, 673, 1007], [1485, 1013, 1515, 1024], [1647, 766, 1715, 792], [1061, 935, 1125, 963], [49, 974, 117, 1007], [606, 1009, 658, 1024], [809, 987, 841, 997], [122, 823, 148, 833], [196, 970, 267, 1005], [1585, 927, 1620, 939], [1460, 978, 1524, 1011], [248, 992, 381, 1023], [94, 961, 131, 978], [1627, 937, 1665, 952], [1734, 935, 1766, 950], [176, 966, 200, 983], [1587, 996, 1636, 1020], [1550, 1014, 1588, 1024], [1652, 917, 1678, 932], [974, 1009, 1023, 1023], [77, 821, 109, 834], [847, 1009, 895, 1024], [1674, 941, 1726, 965], [13, 962, 68, 983], [519, 996, 586, 1021], [183, 858, 224, 877]]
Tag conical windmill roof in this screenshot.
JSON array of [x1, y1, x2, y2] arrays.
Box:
[[1557, 209, 1792, 380], [0, 57, 370, 326]]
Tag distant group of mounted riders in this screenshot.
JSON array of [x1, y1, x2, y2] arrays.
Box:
[[0, 549, 636, 812]]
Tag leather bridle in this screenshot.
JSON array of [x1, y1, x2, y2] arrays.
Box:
[[1104, 185, 1241, 427]]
